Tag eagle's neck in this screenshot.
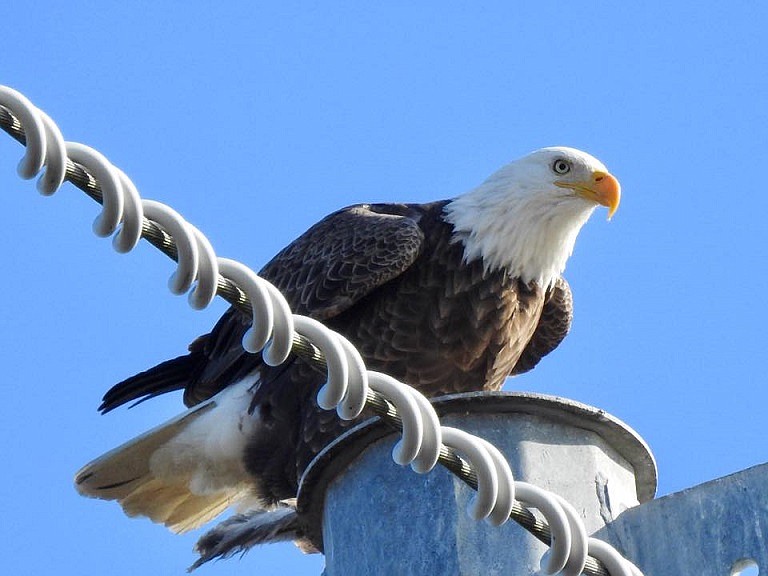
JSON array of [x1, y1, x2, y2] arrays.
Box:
[[443, 180, 595, 288]]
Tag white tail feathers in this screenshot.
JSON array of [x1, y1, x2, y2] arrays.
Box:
[[75, 378, 262, 533]]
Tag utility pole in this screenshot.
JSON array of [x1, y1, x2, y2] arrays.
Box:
[[299, 392, 766, 575]]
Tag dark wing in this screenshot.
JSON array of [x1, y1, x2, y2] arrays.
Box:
[[510, 276, 573, 376], [259, 203, 426, 319], [99, 204, 426, 412]]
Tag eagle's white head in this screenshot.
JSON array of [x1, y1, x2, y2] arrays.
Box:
[[444, 146, 621, 288]]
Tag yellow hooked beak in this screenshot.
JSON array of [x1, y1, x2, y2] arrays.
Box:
[[556, 170, 621, 220]]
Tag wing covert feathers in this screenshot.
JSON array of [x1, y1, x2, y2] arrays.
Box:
[[258, 204, 425, 319]]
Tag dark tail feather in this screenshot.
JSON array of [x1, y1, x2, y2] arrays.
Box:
[[190, 506, 313, 571], [99, 354, 197, 413]]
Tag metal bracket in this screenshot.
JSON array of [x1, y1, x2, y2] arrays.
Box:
[[597, 462, 768, 575]]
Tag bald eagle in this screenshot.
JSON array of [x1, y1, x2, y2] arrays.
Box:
[[75, 146, 620, 564]]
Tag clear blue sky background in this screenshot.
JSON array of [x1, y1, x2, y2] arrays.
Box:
[[1, 2, 767, 575]]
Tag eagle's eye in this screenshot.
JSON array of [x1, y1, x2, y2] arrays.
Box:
[[552, 159, 571, 175]]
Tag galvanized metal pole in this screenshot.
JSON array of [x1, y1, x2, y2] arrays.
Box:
[[298, 392, 657, 575]]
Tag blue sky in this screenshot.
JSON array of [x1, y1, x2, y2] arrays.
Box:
[[1, 2, 767, 574]]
